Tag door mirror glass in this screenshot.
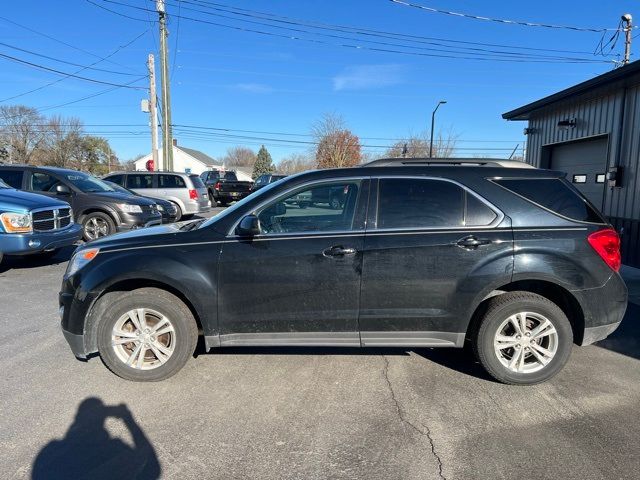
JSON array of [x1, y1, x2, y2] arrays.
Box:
[[55, 184, 71, 195], [236, 214, 262, 236]]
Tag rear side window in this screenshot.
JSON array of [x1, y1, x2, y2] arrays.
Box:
[[0, 169, 24, 189], [31, 172, 61, 192], [105, 174, 124, 185], [494, 178, 605, 223], [189, 175, 205, 189], [126, 174, 154, 189], [378, 179, 464, 229], [158, 175, 186, 188], [223, 172, 238, 181]]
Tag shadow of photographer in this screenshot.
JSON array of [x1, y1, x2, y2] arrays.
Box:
[[32, 397, 160, 480]]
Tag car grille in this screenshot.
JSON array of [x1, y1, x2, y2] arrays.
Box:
[[32, 208, 73, 232]]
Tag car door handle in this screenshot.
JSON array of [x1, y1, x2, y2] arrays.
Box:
[[456, 236, 492, 249], [323, 245, 357, 257]]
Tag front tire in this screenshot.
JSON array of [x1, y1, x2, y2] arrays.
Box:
[[171, 202, 183, 222], [82, 212, 115, 241], [473, 291, 573, 385], [96, 288, 198, 382]]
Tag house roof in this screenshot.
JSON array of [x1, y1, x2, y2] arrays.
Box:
[[503, 60, 640, 121], [178, 146, 221, 166]]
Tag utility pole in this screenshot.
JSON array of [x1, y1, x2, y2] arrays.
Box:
[[147, 54, 161, 171], [429, 100, 447, 158], [622, 14, 633, 65], [157, 0, 173, 171]]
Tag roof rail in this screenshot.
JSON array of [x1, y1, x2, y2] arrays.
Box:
[[361, 157, 535, 169]]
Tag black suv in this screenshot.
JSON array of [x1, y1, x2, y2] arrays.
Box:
[[0, 166, 161, 241], [59, 159, 627, 384]]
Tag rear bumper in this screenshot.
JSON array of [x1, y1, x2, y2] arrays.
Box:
[[183, 199, 211, 214], [1, 224, 83, 255], [572, 272, 628, 345]]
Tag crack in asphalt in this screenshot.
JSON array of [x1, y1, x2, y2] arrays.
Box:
[[381, 355, 446, 480]]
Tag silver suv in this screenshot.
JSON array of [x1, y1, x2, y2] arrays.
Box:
[[103, 172, 210, 220]]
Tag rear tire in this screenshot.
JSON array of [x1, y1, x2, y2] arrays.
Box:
[[96, 288, 198, 382], [171, 202, 183, 221], [473, 291, 573, 385]]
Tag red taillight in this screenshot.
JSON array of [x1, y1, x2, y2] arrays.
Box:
[[214, 182, 221, 191], [588, 228, 621, 272], [189, 189, 198, 200]]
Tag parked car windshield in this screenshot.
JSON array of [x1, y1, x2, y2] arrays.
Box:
[[103, 180, 137, 196], [62, 172, 116, 193]]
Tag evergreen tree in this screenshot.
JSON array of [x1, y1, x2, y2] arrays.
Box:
[[252, 145, 275, 179]]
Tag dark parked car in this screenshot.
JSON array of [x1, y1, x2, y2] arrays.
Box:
[[0, 166, 162, 241], [252, 174, 287, 191], [103, 181, 177, 224], [200, 170, 253, 206], [0, 179, 82, 264], [60, 159, 627, 384]]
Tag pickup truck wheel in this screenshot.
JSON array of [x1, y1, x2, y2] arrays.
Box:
[[218, 200, 228, 207], [473, 291, 572, 385], [82, 212, 115, 241], [171, 202, 182, 221], [96, 288, 198, 382]]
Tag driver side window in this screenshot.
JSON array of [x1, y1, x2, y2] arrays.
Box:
[[257, 181, 361, 234], [31, 172, 61, 192]]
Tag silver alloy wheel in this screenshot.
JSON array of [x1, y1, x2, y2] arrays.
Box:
[[493, 311, 558, 374], [111, 308, 176, 370], [84, 217, 109, 240]]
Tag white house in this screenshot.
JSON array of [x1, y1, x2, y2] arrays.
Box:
[[134, 139, 253, 181], [134, 139, 221, 175]]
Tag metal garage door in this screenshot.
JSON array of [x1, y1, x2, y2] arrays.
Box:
[[549, 137, 608, 210]]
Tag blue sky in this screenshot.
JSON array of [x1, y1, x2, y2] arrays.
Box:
[[1, 0, 637, 163]]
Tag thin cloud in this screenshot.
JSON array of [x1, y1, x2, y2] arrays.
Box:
[[233, 83, 274, 94], [332, 64, 406, 91]]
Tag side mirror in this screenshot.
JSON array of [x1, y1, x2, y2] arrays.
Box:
[[236, 214, 261, 237], [56, 184, 71, 195]]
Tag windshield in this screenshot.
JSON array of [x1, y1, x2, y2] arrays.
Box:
[[0, 179, 9, 189], [63, 172, 116, 193], [199, 179, 283, 229], [104, 180, 135, 196]]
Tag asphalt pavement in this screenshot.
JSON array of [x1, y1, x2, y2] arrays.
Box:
[[1, 213, 639, 479]]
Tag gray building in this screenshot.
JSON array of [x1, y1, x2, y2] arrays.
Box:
[[503, 61, 640, 267]]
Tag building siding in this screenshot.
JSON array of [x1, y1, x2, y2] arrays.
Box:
[[520, 74, 640, 266]]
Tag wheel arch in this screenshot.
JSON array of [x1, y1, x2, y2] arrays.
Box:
[[77, 206, 120, 226], [466, 279, 585, 345], [83, 279, 205, 355]]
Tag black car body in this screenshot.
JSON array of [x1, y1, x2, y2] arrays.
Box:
[[201, 170, 253, 206], [60, 160, 627, 384], [0, 166, 162, 241], [252, 174, 287, 191], [103, 181, 178, 224]]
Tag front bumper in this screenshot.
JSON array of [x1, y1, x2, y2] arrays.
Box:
[[1, 224, 83, 255], [573, 272, 628, 345], [116, 212, 162, 232]]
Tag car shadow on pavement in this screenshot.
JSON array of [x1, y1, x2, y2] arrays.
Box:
[[31, 397, 160, 480], [595, 302, 640, 360], [0, 245, 75, 274]]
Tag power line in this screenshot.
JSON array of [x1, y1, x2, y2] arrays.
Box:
[[95, 0, 612, 64], [388, 0, 627, 33], [182, 0, 617, 57], [84, 0, 150, 22], [0, 15, 137, 72], [0, 52, 147, 90]]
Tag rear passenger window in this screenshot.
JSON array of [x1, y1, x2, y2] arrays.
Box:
[[126, 174, 153, 189], [378, 179, 464, 229], [106, 174, 124, 185], [494, 178, 605, 223], [158, 175, 186, 188], [189, 175, 205, 189], [0, 170, 23, 189], [466, 194, 498, 226]]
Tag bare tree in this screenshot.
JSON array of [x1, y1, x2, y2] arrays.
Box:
[[221, 146, 256, 169], [278, 153, 315, 174], [0, 105, 47, 164], [43, 115, 84, 168], [385, 130, 458, 158], [312, 113, 361, 169]]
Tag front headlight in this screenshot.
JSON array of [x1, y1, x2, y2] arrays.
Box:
[[0, 212, 32, 233], [66, 248, 100, 277], [117, 203, 142, 213]]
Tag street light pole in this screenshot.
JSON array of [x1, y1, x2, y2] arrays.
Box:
[[429, 100, 447, 158]]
